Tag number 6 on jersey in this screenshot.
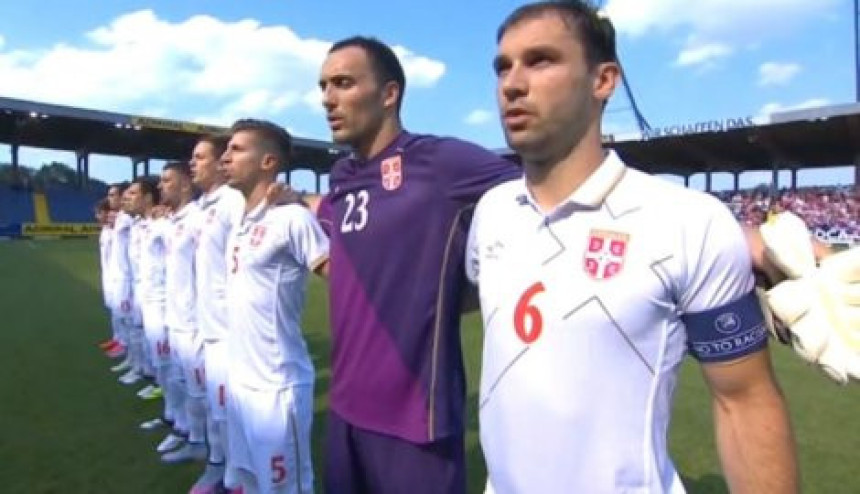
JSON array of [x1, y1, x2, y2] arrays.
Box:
[[514, 282, 545, 344]]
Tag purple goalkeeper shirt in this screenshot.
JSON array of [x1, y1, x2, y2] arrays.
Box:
[[320, 131, 520, 443]]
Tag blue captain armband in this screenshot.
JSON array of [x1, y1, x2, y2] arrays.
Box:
[[682, 289, 769, 363]]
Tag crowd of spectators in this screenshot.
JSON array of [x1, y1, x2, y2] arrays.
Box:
[[712, 185, 860, 244]]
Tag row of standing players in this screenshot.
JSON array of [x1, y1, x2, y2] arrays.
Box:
[[96, 4, 800, 493], [97, 119, 325, 494]]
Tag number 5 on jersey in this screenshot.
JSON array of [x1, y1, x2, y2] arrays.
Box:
[[341, 190, 369, 233]]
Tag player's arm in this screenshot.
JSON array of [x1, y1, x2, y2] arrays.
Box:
[[264, 183, 323, 215], [438, 140, 520, 205], [681, 199, 798, 493], [284, 205, 330, 280], [700, 351, 797, 494], [462, 198, 483, 314]]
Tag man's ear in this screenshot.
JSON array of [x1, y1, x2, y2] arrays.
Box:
[[382, 80, 401, 112], [593, 61, 620, 104]]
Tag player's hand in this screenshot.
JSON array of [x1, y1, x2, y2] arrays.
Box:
[[151, 205, 170, 219], [265, 183, 305, 207], [759, 212, 860, 384]]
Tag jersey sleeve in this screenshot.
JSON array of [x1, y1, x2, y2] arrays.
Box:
[[283, 205, 330, 272], [465, 199, 483, 285], [115, 225, 134, 311], [221, 189, 245, 238], [316, 194, 334, 237], [436, 139, 521, 204], [678, 197, 768, 363]]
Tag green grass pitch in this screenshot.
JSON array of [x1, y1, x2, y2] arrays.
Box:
[[1, 238, 858, 493]]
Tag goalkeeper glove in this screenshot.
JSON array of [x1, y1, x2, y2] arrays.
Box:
[[760, 212, 860, 384]]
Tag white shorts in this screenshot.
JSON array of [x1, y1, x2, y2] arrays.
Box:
[[170, 329, 206, 398], [141, 302, 170, 367], [227, 384, 314, 494], [204, 340, 229, 422]]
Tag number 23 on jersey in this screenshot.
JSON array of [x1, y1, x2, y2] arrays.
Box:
[[341, 190, 369, 233]]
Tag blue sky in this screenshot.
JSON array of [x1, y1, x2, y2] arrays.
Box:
[[0, 0, 855, 192]]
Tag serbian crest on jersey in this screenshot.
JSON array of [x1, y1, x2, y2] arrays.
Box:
[[380, 155, 402, 191], [583, 229, 629, 280], [206, 207, 217, 225], [249, 225, 267, 248]]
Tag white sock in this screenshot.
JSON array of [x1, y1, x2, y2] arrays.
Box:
[[166, 373, 187, 433], [187, 395, 207, 444], [207, 416, 225, 464]]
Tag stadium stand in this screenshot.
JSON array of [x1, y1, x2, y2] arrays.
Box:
[[0, 186, 35, 224], [715, 185, 860, 245], [32, 192, 51, 223], [45, 187, 104, 223]]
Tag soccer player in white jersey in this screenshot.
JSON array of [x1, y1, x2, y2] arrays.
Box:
[[100, 184, 126, 358], [95, 199, 115, 347], [125, 178, 165, 401], [158, 161, 207, 463], [106, 183, 136, 368], [123, 183, 152, 388], [466, 3, 798, 493], [189, 133, 245, 494], [222, 119, 328, 494], [127, 177, 178, 432]]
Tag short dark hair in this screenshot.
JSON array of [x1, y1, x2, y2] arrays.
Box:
[[497, 1, 617, 68], [197, 133, 230, 160], [110, 181, 130, 194], [230, 119, 293, 171], [133, 176, 161, 205], [330, 36, 406, 111], [95, 198, 111, 212], [162, 161, 192, 179]]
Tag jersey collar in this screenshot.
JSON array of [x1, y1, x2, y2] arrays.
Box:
[[171, 201, 195, 222], [348, 131, 412, 165], [242, 198, 268, 225], [199, 183, 231, 209], [515, 150, 626, 221]]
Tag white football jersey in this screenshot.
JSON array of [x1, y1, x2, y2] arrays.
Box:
[[164, 201, 200, 332], [225, 201, 329, 391], [139, 216, 169, 304], [195, 185, 245, 342], [99, 226, 113, 306], [129, 216, 146, 310], [467, 151, 764, 494], [107, 211, 134, 310]]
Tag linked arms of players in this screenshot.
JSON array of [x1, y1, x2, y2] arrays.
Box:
[[749, 212, 860, 384], [702, 351, 799, 494]]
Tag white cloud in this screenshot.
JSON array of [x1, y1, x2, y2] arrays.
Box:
[[753, 98, 830, 124], [604, 0, 839, 38], [758, 62, 802, 86], [302, 88, 324, 114], [464, 109, 493, 126], [392, 46, 446, 88], [604, 0, 839, 69], [0, 10, 446, 127], [674, 40, 732, 67]]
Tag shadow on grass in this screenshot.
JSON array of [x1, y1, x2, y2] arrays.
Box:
[[681, 473, 728, 493]]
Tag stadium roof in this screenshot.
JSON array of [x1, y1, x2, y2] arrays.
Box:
[[611, 103, 860, 176], [0, 96, 346, 173], [3, 96, 859, 179]]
